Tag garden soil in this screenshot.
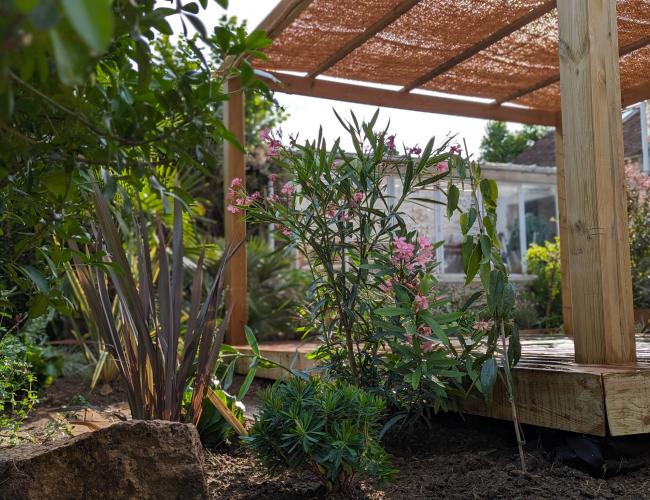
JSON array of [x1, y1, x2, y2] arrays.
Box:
[[11, 375, 650, 499]]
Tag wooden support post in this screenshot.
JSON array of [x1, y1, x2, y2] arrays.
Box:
[[557, 0, 635, 364], [224, 76, 247, 345], [554, 124, 572, 336]]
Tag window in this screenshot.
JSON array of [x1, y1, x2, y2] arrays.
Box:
[[389, 174, 558, 278]]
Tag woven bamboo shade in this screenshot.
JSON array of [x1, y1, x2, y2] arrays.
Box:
[[257, 0, 650, 116]]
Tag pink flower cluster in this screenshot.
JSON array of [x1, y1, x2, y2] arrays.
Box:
[[473, 319, 494, 332], [226, 177, 262, 214], [385, 134, 396, 151], [404, 326, 436, 352], [408, 145, 422, 156], [390, 235, 434, 269], [280, 182, 294, 197], [450, 143, 462, 155], [436, 161, 449, 173], [261, 128, 283, 159]]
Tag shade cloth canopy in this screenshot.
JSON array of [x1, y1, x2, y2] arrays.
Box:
[[255, 0, 650, 124]]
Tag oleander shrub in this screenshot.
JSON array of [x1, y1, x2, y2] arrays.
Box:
[[245, 377, 395, 492]]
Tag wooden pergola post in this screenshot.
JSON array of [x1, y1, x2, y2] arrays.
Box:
[[557, 0, 635, 364], [553, 123, 572, 336], [223, 76, 247, 345]]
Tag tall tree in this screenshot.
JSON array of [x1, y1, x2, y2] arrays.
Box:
[[479, 121, 547, 163]]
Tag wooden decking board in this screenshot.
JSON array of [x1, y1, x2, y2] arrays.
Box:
[[235, 333, 650, 436]]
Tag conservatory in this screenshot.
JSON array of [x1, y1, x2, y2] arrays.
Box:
[[225, 0, 650, 436]]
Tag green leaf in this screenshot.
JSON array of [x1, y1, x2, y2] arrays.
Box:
[[21, 265, 49, 293], [29, 293, 49, 317], [16, 0, 39, 13], [374, 307, 413, 317], [49, 26, 88, 85], [238, 360, 257, 399], [245, 326, 259, 356], [480, 358, 498, 394], [446, 185, 460, 217], [464, 243, 482, 285], [61, 0, 114, 54]]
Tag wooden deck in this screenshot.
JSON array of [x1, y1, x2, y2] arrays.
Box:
[[235, 333, 650, 437]]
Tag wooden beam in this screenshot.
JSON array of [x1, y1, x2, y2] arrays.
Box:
[[255, 0, 313, 40], [554, 124, 572, 336], [622, 80, 650, 108], [463, 367, 607, 435], [401, 0, 556, 93], [557, 0, 635, 364], [223, 77, 247, 345], [498, 35, 650, 105], [265, 72, 556, 125], [307, 0, 422, 78]]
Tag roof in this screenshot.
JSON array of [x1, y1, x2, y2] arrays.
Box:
[[512, 107, 643, 166], [256, 0, 650, 126]]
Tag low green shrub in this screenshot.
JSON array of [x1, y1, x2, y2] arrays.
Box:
[[0, 334, 39, 444], [245, 377, 395, 492], [525, 237, 563, 329]]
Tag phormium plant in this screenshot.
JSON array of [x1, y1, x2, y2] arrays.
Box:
[[69, 185, 246, 424]]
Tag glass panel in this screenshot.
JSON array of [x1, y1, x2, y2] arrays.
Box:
[[523, 184, 558, 248], [497, 184, 523, 274], [441, 186, 475, 274]]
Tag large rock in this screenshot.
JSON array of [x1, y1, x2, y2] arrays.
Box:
[[0, 420, 207, 500]]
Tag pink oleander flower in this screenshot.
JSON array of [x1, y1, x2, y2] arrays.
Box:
[[408, 145, 422, 155], [421, 341, 434, 353], [393, 236, 415, 262], [332, 159, 343, 170], [230, 177, 243, 188], [405, 277, 420, 290], [450, 144, 462, 154], [414, 294, 428, 312], [385, 134, 396, 151], [436, 161, 449, 173], [404, 334, 413, 345], [246, 191, 262, 204], [352, 192, 364, 204], [282, 228, 291, 237], [269, 173, 278, 182], [267, 193, 280, 203], [415, 235, 434, 267], [260, 128, 271, 142], [473, 319, 494, 332], [280, 182, 294, 196], [325, 203, 337, 218], [418, 326, 432, 337], [339, 210, 350, 222], [226, 204, 241, 214], [267, 139, 282, 159], [379, 278, 393, 293]]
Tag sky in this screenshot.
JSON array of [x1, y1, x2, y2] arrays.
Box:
[[162, 0, 512, 157]]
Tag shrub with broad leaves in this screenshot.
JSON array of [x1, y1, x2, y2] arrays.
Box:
[[229, 110, 518, 424]]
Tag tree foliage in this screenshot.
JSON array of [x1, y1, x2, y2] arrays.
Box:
[[0, 1, 278, 321], [478, 121, 547, 163]]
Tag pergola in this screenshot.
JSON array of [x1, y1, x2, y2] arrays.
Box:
[[224, 0, 650, 435]]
